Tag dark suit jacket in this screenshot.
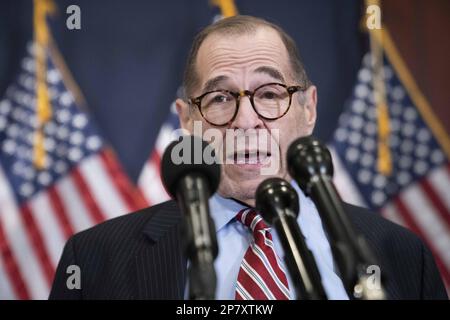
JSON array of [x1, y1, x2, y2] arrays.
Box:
[[49, 200, 448, 300]]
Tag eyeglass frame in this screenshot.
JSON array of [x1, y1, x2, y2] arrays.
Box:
[[188, 82, 307, 127]]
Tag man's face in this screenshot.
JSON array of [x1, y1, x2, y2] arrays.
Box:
[[176, 27, 317, 206]]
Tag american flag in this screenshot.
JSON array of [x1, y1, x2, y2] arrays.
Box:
[[330, 52, 450, 290], [0, 43, 147, 299], [138, 101, 179, 206]]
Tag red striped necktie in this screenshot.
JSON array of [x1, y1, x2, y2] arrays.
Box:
[[235, 208, 291, 300]]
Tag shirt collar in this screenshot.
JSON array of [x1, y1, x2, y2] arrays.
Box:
[[208, 180, 322, 240], [209, 192, 246, 232]]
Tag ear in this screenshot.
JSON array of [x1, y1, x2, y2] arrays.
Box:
[[303, 85, 317, 133], [175, 98, 193, 133]]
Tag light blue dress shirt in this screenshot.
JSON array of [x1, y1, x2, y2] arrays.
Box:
[[186, 181, 349, 300]]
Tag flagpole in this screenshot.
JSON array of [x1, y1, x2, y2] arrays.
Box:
[[33, 0, 56, 170], [364, 0, 392, 176]]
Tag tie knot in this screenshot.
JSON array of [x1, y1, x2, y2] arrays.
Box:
[[236, 208, 269, 233]]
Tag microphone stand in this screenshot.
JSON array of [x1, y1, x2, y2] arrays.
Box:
[[161, 136, 221, 300], [178, 173, 218, 300], [288, 136, 387, 300], [256, 177, 327, 300], [272, 207, 327, 300], [308, 176, 385, 300]]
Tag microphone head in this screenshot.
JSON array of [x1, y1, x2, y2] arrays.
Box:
[[161, 135, 221, 198], [255, 177, 299, 225], [287, 136, 333, 193]]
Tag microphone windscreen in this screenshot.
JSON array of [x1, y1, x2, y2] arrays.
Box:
[[161, 135, 221, 198], [255, 177, 299, 224], [287, 136, 334, 192]]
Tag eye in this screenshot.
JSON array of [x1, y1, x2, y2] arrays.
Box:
[[261, 91, 277, 99], [258, 89, 282, 100], [205, 92, 233, 106], [212, 94, 229, 103]]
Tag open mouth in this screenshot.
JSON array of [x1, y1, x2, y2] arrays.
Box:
[[231, 150, 272, 165]]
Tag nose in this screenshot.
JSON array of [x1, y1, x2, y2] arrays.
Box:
[[229, 94, 265, 130]]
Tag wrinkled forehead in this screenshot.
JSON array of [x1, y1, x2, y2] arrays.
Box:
[[195, 27, 293, 91]]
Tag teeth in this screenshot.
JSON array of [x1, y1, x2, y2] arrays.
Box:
[[227, 150, 271, 164], [231, 151, 271, 164], [248, 158, 258, 164]]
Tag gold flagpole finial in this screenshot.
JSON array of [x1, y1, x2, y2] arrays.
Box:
[[33, 0, 56, 170], [211, 0, 238, 18]]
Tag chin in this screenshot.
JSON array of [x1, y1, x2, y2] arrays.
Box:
[[218, 179, 260, 206], [218, 164, 283, 204]]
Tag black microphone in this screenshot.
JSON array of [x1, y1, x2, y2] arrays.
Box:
[[287, 136, 386, 300], [161, 135, 220, 300], [256, 177, 327, 300]]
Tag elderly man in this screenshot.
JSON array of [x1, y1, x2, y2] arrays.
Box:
[[49, 15, 447, 300]]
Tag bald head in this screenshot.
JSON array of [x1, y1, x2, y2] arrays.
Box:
[[182, 15, 311, 99]]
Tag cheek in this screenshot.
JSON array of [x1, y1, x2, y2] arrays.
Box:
[[199, 124, 228, 160], [270, 111, 305, 145]]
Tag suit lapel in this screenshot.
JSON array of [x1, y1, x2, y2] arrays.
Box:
[[135, 201, 187, 299]]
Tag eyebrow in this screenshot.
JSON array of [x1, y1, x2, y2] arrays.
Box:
[[254, 66, 285, 83], [200, 66, 285, 95], [202, 75, 229, 93]]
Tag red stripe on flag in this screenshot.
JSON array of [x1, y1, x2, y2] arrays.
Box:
[[420, 179, 450, 227], [0, 221, 30, 299], [48, 186, 75, 239], [20, 204, 55, 287], [150, 149, 162, 169], [70, 167, 106, 225], [99, 149, 148, 211], [393, 197, 450, 286]]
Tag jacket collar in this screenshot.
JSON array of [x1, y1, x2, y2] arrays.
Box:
[[142, 200, 182, 243], [137, 200, 186, 299]]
